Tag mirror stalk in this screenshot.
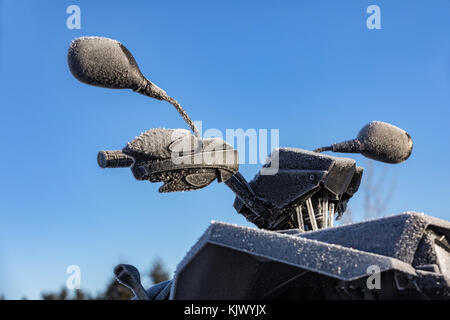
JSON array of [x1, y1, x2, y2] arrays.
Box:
[[134, 80, 200, 137]]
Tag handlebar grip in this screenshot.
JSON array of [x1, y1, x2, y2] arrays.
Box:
[[97, 150, 134, 168]]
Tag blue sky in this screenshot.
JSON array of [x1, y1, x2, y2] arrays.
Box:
[[0, 0, 449, 299]]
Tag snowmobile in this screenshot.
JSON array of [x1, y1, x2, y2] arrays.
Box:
[[67, 36, 450, 300]]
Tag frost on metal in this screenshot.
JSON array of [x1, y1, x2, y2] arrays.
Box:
[[65, 36, 441, 300], [169, 212, 450, 299], [67, 36, 415, 233], [68, 36, 144, 89], [123, 128, 194, 161]]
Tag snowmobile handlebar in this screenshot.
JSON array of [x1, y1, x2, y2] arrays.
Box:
[[97, 150, 134, 168]]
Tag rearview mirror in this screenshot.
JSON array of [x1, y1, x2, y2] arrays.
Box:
[[315, 121, 413, 164], [67, 36, 199, 136]]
